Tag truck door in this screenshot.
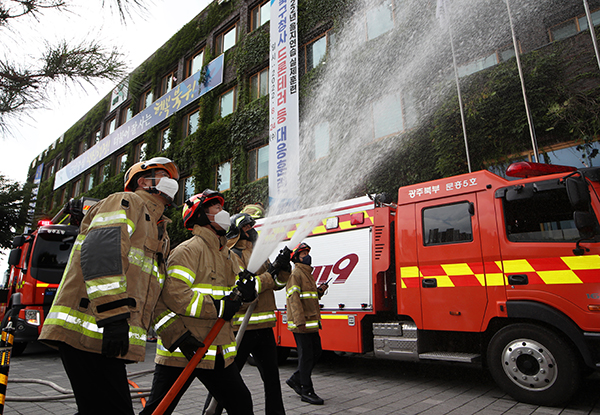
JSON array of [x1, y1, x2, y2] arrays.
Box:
[[416, 194, 487, 332]]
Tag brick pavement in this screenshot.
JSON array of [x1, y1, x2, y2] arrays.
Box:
[[4, 342, 600, 415]]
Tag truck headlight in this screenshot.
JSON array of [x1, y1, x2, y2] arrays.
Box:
[[25, 309, 41, 326]]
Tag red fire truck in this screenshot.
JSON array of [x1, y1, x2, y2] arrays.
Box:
[[1, 197, 98, 355], [267, 161, 600, 406]]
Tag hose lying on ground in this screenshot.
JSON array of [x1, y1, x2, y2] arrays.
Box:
[[6, 369, 155, 402]]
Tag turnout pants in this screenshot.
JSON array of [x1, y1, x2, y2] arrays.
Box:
[[140, 354, 253, 415], [290, 331, 322, 390], [205, 328, 285, 415], [58, 342, 134, 415]]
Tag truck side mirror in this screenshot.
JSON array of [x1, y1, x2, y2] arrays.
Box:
[[574, 211, 596, 239], [8, 247, 22, 267], [565, 176, 591, 211], [11, 235, 25, 248]]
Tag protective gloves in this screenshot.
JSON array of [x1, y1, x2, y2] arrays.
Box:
[[177, 332, 205, 361], [236, 269, 257, 302], [213, 296, 242, 321], [101, 319, 129, 358], [268, 247, 292, 276]]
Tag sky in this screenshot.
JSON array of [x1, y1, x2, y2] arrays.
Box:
[[0, 0, 212, 273], [1, 0, 213, 183]]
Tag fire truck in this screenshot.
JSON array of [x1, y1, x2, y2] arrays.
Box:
[[1, 197, 98, 355], [267, 161, 600, 406]]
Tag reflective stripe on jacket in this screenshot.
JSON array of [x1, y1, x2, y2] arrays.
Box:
[[39, 190, 170, 362], [153, 225, 242, 369], [286, 263, 321, 333]]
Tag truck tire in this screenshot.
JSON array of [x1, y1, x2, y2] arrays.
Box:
[[1, 310, 27, 356], [487, 323, 581, 406]]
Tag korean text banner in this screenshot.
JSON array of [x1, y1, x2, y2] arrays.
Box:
[[53, 54, 225, 190], [268, 0, 300, 213]]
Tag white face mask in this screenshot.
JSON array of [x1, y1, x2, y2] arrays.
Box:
[[210, 210, 230, 232], [154, 177, 179, 201]]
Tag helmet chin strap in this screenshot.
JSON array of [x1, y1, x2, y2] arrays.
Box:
[[210, 223, 227, 236]]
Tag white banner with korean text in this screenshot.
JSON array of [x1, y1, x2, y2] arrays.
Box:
[[268, 0, 300, 214]]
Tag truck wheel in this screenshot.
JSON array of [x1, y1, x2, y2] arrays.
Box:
[[1, 311, 27, 356], [487, 323, 581, 406], [11, 342, 27, 356]]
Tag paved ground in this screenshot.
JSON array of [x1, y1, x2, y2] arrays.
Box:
[[4, 341, 600, 415]]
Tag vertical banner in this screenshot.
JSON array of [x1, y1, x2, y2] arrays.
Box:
[[269, 0, 300, 214]]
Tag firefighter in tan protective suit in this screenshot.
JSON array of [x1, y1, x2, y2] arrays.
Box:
[[204, 212, 292, 415], [39, 157, 180, 415], [285, 243, 328, 406], [140, 190, 258, 415]]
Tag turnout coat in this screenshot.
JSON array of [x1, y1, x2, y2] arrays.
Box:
[[285, 263, 322, 334], [40, 190, 171, 362], [153, 225, 243, 369]]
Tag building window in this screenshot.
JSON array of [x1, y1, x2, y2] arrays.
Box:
[[92, 129, 101, 146], [249, 145, 269, 181], [250, 68, 269, 101], [251, 1, 270, 31], [115, 153, 128, 173], [98, 162, 111, 184], [216, 24, 238, 54], [423, 202, 473, 246], [105, 117, 116, 137], [72, 180, 81, 198], [373, 93, 403, 139], [59, 188, 66, 206], [57, 157, 64, 170], [140, 89, 154, 111], [185, 49, 204, 78], [457, 45, 515, 78], [185, 110, 200, 136], [78, 139, 88, 156], [121, 105, 133, 125], [160, 127, 171, 151], [216, 161, 231, 191], [305, 31, 334, 72], [314, 122, 330, 159], [219, 88, 236, 117], [366, 2, 394, 40], [160, 71, 176, 96], [84, 173, 94, 192], [181, 176, 195, 205], [135, 142, 147, 162], [550, 9, 600, 42]]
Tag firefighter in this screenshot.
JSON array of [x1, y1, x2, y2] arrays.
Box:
[[240, 202, 265, 219], [285, 242, 328, 405], [140, 190, 257, 415], [39, 157, 180, 415], [204, 212, 291, 415]]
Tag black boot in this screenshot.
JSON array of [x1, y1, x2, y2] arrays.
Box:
[[286, 377, 302, 395], [300, 387, 324, 405]]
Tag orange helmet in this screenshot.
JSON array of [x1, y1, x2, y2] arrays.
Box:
[[124, 157, 179, 192], [182, 189, 225, 230], [291, 242, 311, 263]]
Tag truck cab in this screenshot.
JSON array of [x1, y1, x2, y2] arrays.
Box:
[[1, 197, 98, 355]]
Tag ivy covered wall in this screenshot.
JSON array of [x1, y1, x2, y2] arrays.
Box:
[[26, 0, 600, 247]]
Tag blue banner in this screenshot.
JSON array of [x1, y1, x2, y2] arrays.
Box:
[[54, 54, 224, 190]]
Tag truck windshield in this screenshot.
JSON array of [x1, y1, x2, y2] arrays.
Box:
[[504, 187, 600, 242], [30, 229, 76, 284]]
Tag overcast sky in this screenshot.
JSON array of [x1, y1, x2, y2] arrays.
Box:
[[1, 0, 212, 183], [0, 0, 212, 272]]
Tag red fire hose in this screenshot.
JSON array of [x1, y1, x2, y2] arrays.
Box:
[[150, 318, 226, 415]]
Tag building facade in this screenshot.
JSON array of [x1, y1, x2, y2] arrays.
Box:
[[24, 0, 600, 244]]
